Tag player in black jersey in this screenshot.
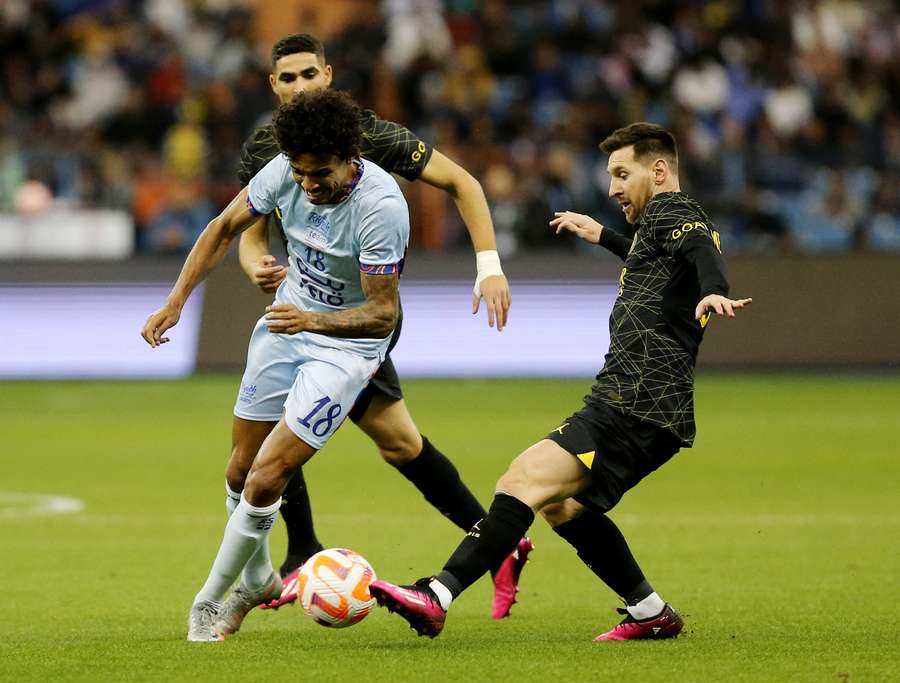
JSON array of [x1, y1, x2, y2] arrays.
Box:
[[369, 123, 751, 641], [229, 34, 530, 616]]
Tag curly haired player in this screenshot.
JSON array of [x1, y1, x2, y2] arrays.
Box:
[[234, 34, 529, 617], [144, 90, 410, 641]]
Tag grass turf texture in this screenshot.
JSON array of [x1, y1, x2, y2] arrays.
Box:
[[1, 375, 897, 682]]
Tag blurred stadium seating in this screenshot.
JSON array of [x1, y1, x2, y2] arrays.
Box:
[[1, 1, 898, 378], [0, 0, 897, 256]]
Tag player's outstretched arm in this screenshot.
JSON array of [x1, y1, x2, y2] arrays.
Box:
[[419, 150, 510, 331], [551, 210, 633, 260], [695, 294, 753, 321], [141, 187, 260, 347], [550, 211, 602, 243], [238, 217, 287, 293], [264, 272, 400, 338]]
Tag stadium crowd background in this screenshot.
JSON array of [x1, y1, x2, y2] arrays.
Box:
[[1, 0, 898, 257]]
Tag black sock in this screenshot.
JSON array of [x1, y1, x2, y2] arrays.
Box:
[[436, 493, 534, 597], [553, 509, 653, 604], [278, 468, 324, 575], [397, 435, 487, 532]]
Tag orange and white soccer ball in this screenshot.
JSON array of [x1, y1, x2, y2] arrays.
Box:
[[297, 548, 377, 628]]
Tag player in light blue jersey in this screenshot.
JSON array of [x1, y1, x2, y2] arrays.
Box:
[[241, 140, 407, 360], [237, 35, 528, 621], [141, 90, 408, 642]]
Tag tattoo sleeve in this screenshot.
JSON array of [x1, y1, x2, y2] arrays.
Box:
[[301, 272, 399, 338]]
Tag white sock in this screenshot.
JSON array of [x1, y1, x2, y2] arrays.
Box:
[[224, 483, 275, 588], [193, 494, 281, 605], [242, 526, 276, 589], [225, 482, 241, 517], [626, 591, 666, 620], [429, 579, 453, 611]]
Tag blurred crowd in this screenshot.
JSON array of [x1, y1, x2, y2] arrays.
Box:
[[1, 0, 898, 256]]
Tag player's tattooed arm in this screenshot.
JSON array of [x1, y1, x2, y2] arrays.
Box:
[[141, 187, 261, 347], [264, 272, 400, 338]]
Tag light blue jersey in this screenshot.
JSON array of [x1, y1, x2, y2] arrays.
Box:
[[247, 154, 409, 357], [236, 154, 409, 449]]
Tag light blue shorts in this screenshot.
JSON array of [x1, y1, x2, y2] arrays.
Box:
[[233, 317, 382, 450]]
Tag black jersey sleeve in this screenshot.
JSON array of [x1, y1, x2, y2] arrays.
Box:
[[358, 109, 433, 181], [598, 226, 633, 260], [238, 124, 281, 186], [646, 198, 729, 297], [680, 238, 729, 296]]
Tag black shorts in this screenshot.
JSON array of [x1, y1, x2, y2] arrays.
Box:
[[546, 401, 682, 513], [347, 312, 404, 423], [348, 354, 403, 423]]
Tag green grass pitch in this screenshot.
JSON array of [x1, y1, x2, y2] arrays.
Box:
[[1, 375, 897, 681]]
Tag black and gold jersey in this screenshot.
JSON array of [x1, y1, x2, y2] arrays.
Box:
[[590, 192, 728, 445], [237, 108, 433, 186]]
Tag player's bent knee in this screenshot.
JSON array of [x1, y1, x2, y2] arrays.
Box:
[[228, 418, 275, 488], [495, 459, 535, 503], [225, 450, 254, 491], [380, 448, 413, 466], [378, 437, 420, 466], [496, 465, 525, 495], [244, 457, 293, 506], [225, 472, 245, 495], [357, 397, 422, 467], [539, 501, 569, 527], [244, 470, 285, 507], [362, 417, 422, 467], [499, 448, 546, 489], [497, 445, 587, 510], [539, 498, 586, 527]]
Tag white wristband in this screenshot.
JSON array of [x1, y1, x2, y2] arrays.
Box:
[[473, 250, 503, 296]]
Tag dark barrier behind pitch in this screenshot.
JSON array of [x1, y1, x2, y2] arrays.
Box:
[[3, 253, 898, 372]]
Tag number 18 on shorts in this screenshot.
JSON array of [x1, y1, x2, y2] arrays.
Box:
[[234, 317, 381, 450]]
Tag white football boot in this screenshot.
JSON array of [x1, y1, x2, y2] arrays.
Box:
[[187, 601, 223, 642], [213, 573, 282, 636]]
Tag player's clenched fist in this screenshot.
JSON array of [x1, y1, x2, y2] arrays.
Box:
[[141, 303, 181, 347], [252, 255, 288, 293]]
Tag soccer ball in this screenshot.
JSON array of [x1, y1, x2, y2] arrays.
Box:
[[297, 548, 377, 628]]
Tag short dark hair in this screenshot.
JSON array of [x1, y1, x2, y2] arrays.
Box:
[[600, 122, 678, 168], [271, 33, 325, 66], [273, 90, 362, 160]]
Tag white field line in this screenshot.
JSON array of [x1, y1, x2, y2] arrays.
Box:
[[0, 492, 85, 519]]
